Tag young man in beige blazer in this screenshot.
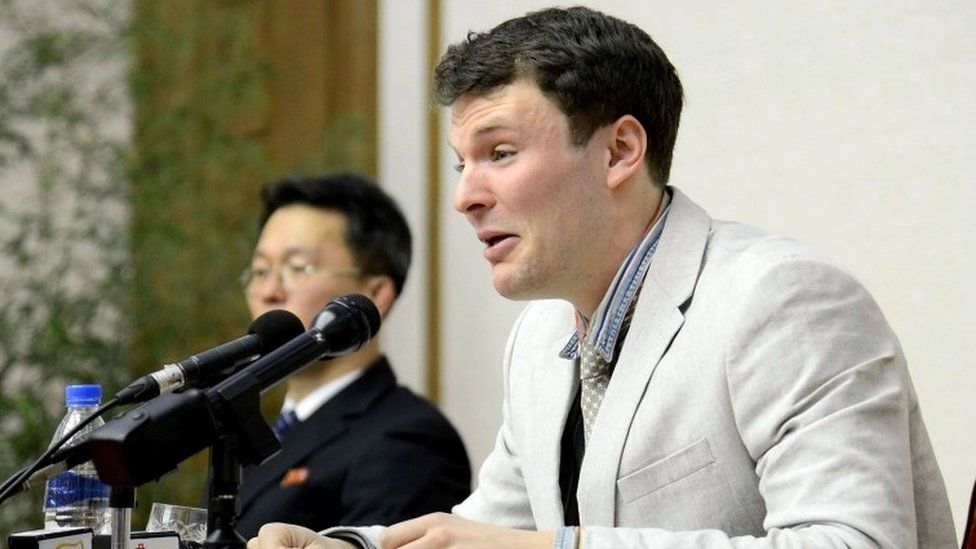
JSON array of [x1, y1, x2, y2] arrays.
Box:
[[248, 7, 956, 549]]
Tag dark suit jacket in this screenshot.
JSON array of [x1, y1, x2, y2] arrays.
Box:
[[236, 357, 471, 537]]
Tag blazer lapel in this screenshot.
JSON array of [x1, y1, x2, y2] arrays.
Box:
[[524, 322, 578, 528], [238, 359, 398, 510], [577, 188, 711, 525]]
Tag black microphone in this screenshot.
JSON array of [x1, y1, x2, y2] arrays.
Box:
[[115, 309, 305, 405], [211, 293, 381, 397], [80, 294, 381, 487]]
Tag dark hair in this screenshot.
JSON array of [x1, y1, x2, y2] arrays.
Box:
[[258, 173, 412, 296], [434, 6, 683, 187]]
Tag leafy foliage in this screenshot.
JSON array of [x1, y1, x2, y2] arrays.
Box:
[[0, 0, 132, 536], [126, 0, 272, 519], [1, 0, 375, 537]]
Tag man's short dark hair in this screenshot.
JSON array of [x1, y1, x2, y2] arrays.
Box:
[[258, 173, 412, 296], [434, 6, 683, 187]]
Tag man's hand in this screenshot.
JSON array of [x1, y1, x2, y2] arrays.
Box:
[[246, 523, 355, 549], [380, 513, 553, 548]]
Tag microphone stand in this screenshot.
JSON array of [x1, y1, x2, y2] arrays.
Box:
[[204, 435, 246, 549], [108, 485, 135, 549], [83, 387, 280, 548], [78, 295, 379, 547]]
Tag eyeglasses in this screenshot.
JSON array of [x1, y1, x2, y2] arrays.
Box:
[[240, 262, 361, 293]]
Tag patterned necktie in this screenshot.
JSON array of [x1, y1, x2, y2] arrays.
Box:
[[579, 337, 610, 444], [579, 297, 638, 444], [271, 409, 299, 440]]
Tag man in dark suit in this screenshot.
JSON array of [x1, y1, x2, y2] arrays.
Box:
[[235, 173, 471, 537]]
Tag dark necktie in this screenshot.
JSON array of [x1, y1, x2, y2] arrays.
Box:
[[271, 409, 299, 439]]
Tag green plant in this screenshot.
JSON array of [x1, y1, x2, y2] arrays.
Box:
[[127, 0, 272, 520], [1, 0, 375, 536], [0, 0, 132, 537]]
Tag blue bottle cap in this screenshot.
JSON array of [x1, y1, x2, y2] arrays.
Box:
[[65, 384, 102, 406]]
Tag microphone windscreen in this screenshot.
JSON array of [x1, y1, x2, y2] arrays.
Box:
[[248, 309, 305, 352], [337, 293, 381, 336]]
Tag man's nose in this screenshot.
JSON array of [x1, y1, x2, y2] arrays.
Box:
[[452, 165, 494, 215], [254, 271, 287, 302]]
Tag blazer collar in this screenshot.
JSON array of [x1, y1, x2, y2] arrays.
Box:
[[238, 357, 398, 507], [576, 187, 712, 525]]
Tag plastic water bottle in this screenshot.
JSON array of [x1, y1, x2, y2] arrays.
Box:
[[43, 384, 111, 534]]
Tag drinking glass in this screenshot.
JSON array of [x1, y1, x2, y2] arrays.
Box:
[[146, 503, 208, 548]]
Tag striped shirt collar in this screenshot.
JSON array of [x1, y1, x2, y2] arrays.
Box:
[[559, 190, 671, 362]]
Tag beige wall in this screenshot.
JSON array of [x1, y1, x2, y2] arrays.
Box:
[[5, 0, 969, 536], [376, 0, 430, 394], [378, 0, 976, 537]]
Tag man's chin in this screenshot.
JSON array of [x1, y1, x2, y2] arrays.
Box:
[[491, 268, 537, 302]]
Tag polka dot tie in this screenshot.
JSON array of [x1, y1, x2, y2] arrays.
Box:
[[579, 297, 638, 445], [579, 337, 610, 444]]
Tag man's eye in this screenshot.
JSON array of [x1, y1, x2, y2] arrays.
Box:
[[251, 267, 270, 278], [286, 264, 313, 276], [452, 162, 465, 173], [491, 149, 515, 162]]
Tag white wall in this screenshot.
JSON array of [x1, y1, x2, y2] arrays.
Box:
[[377, 0, 431, 394], [379, 0, 976, 537]]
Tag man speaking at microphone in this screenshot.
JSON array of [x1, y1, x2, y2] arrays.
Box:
[[248, 6, 955, 549], [234, 173, 470, 536]]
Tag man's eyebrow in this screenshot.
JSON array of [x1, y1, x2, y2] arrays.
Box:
[[251, 247, 320, 261], [472, 123, 503, 135], [473, 122, 518, 136], [449, 123, 517, 148], [448, 119, 520, 154], [281, 247, 319, 258]]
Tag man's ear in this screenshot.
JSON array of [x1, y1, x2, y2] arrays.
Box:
[[606, 115, 647, 189], [361, 275, 398, 318]]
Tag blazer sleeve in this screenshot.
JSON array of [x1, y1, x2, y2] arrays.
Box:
[[581, 256, 952, 548]]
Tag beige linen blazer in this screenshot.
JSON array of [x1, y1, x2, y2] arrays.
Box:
[[327, 188, 956, 548], [452, 188, 956, 548]]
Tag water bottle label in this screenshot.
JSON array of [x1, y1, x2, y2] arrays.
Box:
[[44, 470, 109, 508]]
